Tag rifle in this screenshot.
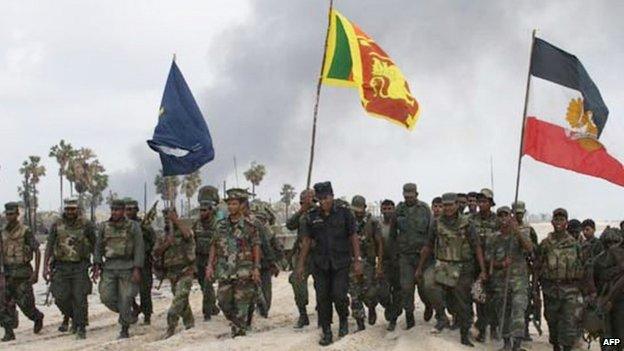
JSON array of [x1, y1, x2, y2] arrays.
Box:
[[497, 235, 513, 340], [255, 282, 268, 318], [141, 201, 159, 228], [528, 252, 543, 335]]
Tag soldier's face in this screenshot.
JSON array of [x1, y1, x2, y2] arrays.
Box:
[[65, 207, 78, 220], [111, 208, 124, 221], [227, 199, 242, 216], [432, 203, 443, 217], [125, 207, 138, 218], [442, 203, 458, 217], [353, 206, 365, 218], [515, 211, 524, 223], [478, 198, 491, 212], [200, 207, 213, 220], [403, 193, 417, 205], [301, 190, 315, 206], [582, 226, 595, 240], [497, 212, 511, 227], [467, 197, 477, 211], [551, 216, 567, 232], [457, 197, 467, 210], [381, 204, 395, 219], [5, 212, 18, 222], [319, 194, 334, 212]]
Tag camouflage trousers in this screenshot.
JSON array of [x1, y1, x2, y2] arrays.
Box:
[[288, 253, 312, 309], [377, 259, 402, 322], [167, 274, 194, 329], [399, 253, 433, 314], [260, 268, 272, 314], [349, 260, 377, 321], [3, 275, 43, 329], [491, 277, 529, 339], [218, 278, 255, 332], [427, 265, 474, 332], [138, 258, 153, 317], [543, 287, 583, 347], [475, 280, 498, 332], [51, 261, 92, 328], [422, 265, 451, 323], [196, 255, 218, 317], [99, 269, 139, 327], [602, 297, 624, 351]]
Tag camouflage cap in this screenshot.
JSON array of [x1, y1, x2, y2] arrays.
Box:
[[63, 198, 79, 209], [478, 188, 495, 205], [402, 183, 418, 195], [512, 201, 526, 213], [351, 195, 366, 209], [4, 202, 19, 214], [313, 181, 333, 197], [496, 206, 512, 215], [225, 188, 250, 201], [199, 200, 216, 209], [110, 199, 126, 209], [198, 185, 220, 203], [552, 208, 568, 219], [441, 193, 457, 204], [124, 198, 139, 208]]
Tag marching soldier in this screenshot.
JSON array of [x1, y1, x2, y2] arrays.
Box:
[[1, 202, 44, 341], [153, 208, 196, 338], [416, 193, 488, 347], [580, 219, 603, 265], [92, 199, 144, 339], [0, 214, 10, 341], [125, 198, 156, 325], [43, 198, 95, 339], [536, 208, 595, 351], [377, 199, 402, 331], [205, 188, 261, 338], [192, 187, 220, 321], [348, 195, 383, 331]]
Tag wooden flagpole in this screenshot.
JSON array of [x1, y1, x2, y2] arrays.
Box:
[[305, 0, 334, 189], [513, 29, 537, 204]]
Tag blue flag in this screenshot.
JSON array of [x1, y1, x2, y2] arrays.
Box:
[[147, 61, 214, 176]]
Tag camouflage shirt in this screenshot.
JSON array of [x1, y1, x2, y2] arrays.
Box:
[[1, 221, 39, 277], [129, 217, 156, 255], [379, 219, 398, 262], [487, 231, 531, 285], [46, 216, 96, 263], [471, 211, 499, 255], [212, 216, 261, 281], [395, 200, 433, 255], [193, 216, 218, 256], [94, 218, 144, 271], [354, 213, 381, 263]]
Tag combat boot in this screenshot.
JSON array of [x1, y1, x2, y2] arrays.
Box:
[[1, 328, 15, 342], [498, 338, 511, 351], [118, 325, 130, 339], [34, 313, 44, 334], [368, 307, 377, 325], [294, 306, 309, 329], [204, 314, 211, 322], [475, 327, 486, 342], [423, 304, 433, 322], [338, 318, 349, 337], [143, 314, 151, 325], [58, 315, 70, 332], [432, 318, 449, 334], [461, 329, 475, 347], [522, 323, 532, 341], [552, 344, 561, 351], [319, 325, 333, 346], [356, 317, 366, 332], [210, 305, 220, 316], [164, 324, 176, 339], [387, 319, 397, 331], [75, 326, 86, 340], [405, 311, 415, 330], [512, 338, 523, 351], [491, 325, 500, 341]]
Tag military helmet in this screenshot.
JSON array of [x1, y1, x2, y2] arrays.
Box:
[[225, 188, 251, 202], [441, 192, 457, 204], [496, 206, 511, 215], [552, 208, 568, 219], [351, 195, 366, 209], [198, 185, 220, 204], [512, 201, 526, 213], [478, 188, 495, 206], [601, 227, 622, 246], [63, 198, 79, 209], [110, 199, 126, 210], [402, 183, 417, 196], [124, 198, 139, 209], [313, 181, 333, 197]]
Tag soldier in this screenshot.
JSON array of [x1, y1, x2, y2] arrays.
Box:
[[536, 208, 594, 351], [205, 188, 261, 338], [0, 214, 11, 341], [43, 198, 95, 339], [472, 188, 499, 342], [456, 193, 468, 214], [487, 206, 533, 351], [592, 228, 624, 351], [348, 195, 383, 331], [467, 192, 479, 215], [377, 199, 402, 331], [287, 189, 315, 329], [296, 181, 363, 346], [431, 197, 443, 219], [395, 183, 434, 329], [153, 208, 196, 338], [416, 193, 488, 347], [1, 202, 44, 342], [192, 189, 220, 321], [124, 198, 156, 325], [91, 199, 144, 339], [567, 219, 583, 243], [580, 219, 603, 265]]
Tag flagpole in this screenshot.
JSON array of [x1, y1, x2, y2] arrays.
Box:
[[305, 0, 334, 189], [513, 29, 537, 204]]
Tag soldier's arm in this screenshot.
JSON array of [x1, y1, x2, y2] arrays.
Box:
[[516, 229, 534, 253], [469, 225, 487, 275], [286, 211, 302, 231], [373, 220, 384, 268], [251, 227, 262, 271], [132, 223, 145, 269], [296, 216, 313, 273], [93, 224, 103, 266], [44, 223, 58, 267], [345, 209, 361, 260], [417, 219, 436, 272], [25, 227, 42, 279], [174, 217, 193, 240]]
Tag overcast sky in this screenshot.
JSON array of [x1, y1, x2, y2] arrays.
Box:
[[1, 0, 623, 220]]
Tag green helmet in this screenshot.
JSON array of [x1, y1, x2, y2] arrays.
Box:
[[198, 185, 220, 203], [601, 227, 622, 246]]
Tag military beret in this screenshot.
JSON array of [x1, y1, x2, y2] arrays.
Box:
[[402, 183, 417, 195], [441, 193, 457, 204], [110, 199, 126, 209], [225, 188, 250, 201], [552, 208, 568, 219], [313, 181, 333, 197], [63, 198, 79, 209], [496, 206, 511, 215], [351, 195, 366, 209], [512, 201, 526, 213], [4, 202, 19, 214], [198, 185, 220, 203]]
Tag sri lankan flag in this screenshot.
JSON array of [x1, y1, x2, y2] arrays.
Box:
[[322, 9, 420, 130]]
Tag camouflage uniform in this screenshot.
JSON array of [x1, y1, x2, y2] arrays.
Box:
[[377, 216, 402, 325], [286, 208, 314, 326], [46, 209, 95, 335], [395, 183, 434, 326], [1, 204, 44, 335], [537, 208, 591, 350], [213, 207, 261, 336], [126, 204, 155, 323], [193, 212, 219, 319], [487, 207, 531, 346], [94, 202, 144, 333]]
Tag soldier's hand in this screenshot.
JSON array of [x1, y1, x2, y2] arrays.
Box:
[[270, 264, 280, 277], [205, 266, 214, 282], [414, 267, 423, 282], [252, 268, 261, 284], [478, 271, 488, 282], [30, 271, 39, 284], [43, 264, 51, 283], [131, 267, 141, 284], [375, 265, 384, 280], [353, 260, 363, 278], [91, 265, 101, 283], [295, 265, 305, 282]]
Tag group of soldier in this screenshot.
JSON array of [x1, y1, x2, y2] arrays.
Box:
[[1, 181, 623, 351]]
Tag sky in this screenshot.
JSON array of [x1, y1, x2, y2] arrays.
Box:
[[1, 0, 623, 220]]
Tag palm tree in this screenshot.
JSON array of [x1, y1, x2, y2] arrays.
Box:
[[154, 170, 180, 208], [243, 162, 266, 197], [280, 184, 296, 219], [19, 156, 46, 233], [181, 171, 202, 217], [49, 140, 75, 211]]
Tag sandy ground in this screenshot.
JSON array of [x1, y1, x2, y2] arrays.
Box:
[[4, 222, 613, 351]]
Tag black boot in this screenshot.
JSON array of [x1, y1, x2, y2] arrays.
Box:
[[33, 313, 44, 334], [491, 325, 500, 341], [423, 304, 433, 322], [1, 328, 15, 342], [461, 329, 475, 347], [475, 327, 486, 342], [450, 316, 459, 330], [512, 338, 523, 351], [338, 318, 349, 337], [58, 315, 70, 332], [433, 318, 449, 332], [522, 322, 532, 341], [499, 338, 511, 351], [118, 325, 130, 339], [294, 307, 310, 329], [144, 314, 151, 325], [405, 311, 415, 330], [356, 318, 366, 332], [75, 326, 86, 340], [319, 325, 333, 346], [387, 319, 397, 331], [552, 344, 561, 351], [368, 307, 377, 325]]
